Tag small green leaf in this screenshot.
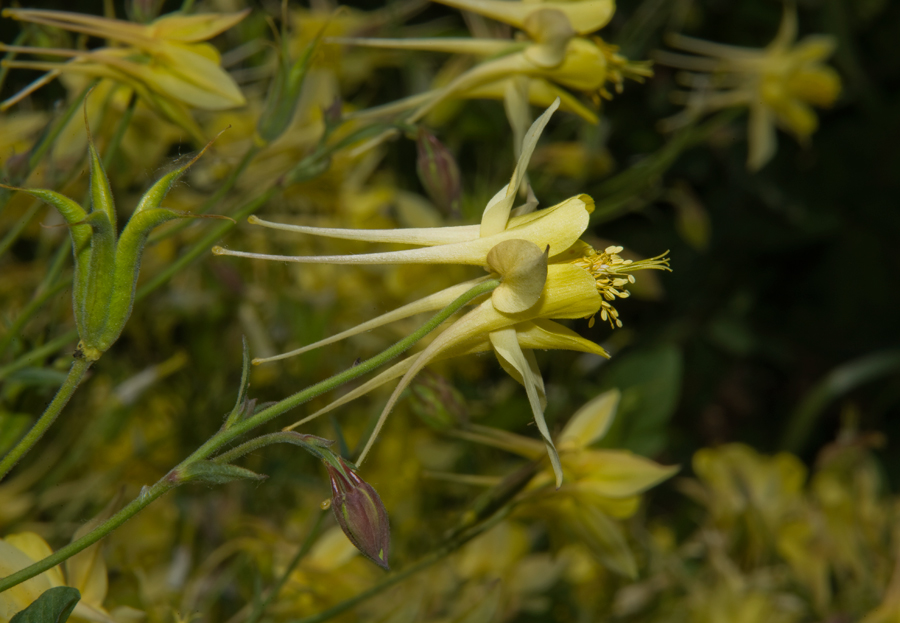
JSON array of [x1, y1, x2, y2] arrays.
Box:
[[98, 208, 192, 350], [77, 211, 116, 344], [173, 460, 267, 486], [10, 586, 81, 623], [87, 129, 117, 232]]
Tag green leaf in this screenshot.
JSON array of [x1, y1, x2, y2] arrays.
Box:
[[173, 460, 267, 486], [10, 586, 81, 623], [598, 344, 682, 456]]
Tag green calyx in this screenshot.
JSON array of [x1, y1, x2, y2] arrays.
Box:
[[2, 111, 224, 362]]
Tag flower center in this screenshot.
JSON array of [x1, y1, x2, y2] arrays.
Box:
[[570, 245, 670, 328]]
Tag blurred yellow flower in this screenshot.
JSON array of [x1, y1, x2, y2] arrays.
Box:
[[215, 100, 668, 486], [656, 4, 841, 170], [333, 0, 650, 136], [1, 8, 248, 141], [0, 531, 141, 623]]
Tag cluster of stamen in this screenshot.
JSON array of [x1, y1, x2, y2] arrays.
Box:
[[570, 245, 671, 328]]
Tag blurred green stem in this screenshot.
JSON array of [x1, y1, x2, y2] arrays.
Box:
[[591, 108, 740, 223], [0, 356, 92, 481], [0, 278, 69, 358], [245, 511, 328, 623], [0, 331, 78, 382], [0, 279, 500, 593]]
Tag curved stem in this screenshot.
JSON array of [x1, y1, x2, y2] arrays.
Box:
[[0, 279, 500, 592], [0, 356, 92, 481]]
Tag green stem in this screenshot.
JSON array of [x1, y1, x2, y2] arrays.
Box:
[[0, 31, 27, 94], [0, 356, 92, 481], [0, 278, 69, 358], [147, 142, 262, 245], [590, 108, 740, 223], [246, 511, 328, 623], [0, 279, 499, 592], [292, 510, 509, 623], [0, 330, 78, 382], [0, 198, 41, 259], [136, 185, 279, 299], [0, 479, 173, 593]]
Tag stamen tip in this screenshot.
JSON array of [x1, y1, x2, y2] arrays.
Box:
[[247, 215, 261, 225]]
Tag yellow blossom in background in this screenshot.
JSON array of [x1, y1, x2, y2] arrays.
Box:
[[0, 531, 142, 623], [0, 8, 249, 141], [655, 4, 841, 170], [462, 389, 677, 577], [331, 0, 651, 148], [215, 100, 670, 486]]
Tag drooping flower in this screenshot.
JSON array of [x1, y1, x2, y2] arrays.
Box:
[[0, 8, 248, 141], [655, 4, 841, 170], [330, 0, 651, 143], [214, 100, 670, 486]]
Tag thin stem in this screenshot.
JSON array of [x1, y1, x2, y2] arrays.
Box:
[[0, 480, 173, 593], [0, 279, 500, 592], [0, 330, 78, 382], [245, 511, 328, 623], [184, 278, 500, 464], [0, 277, 69, 357], [0, 356, 92, 481], [292, 510, 509, 623], [135, 185, 279, 299], [0, 198, 41, 259], [148, 142, 262, 245]]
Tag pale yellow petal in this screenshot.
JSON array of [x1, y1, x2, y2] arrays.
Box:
[[0, 540, 55, 620], [248, 215, 480, 247], [480, 98, 559, 237], [523, 9, 575, 68], [490, 327, 562, 487], [487, 239, 548, 313], [216, 195, 590, 268], [559, 389, 620, 450], [258, 277, 490, 363], [463, 77, 600, 124], [514, 319, 608, 357], [574, 450, 679, 498], [326, 36, 515, 56], [146, 10, 250, 42], [3, 533, 64, 588], [747, 103, 777, 171], [430, 0, 614, 35]]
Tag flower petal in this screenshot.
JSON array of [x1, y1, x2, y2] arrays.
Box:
[[480, 98, 559, 237], [257, 276, 491, 364], [248, 215, 480, 247], [572, 450, 679, 498], [559, 389, 619, 450], [215, 196, 592, 268], [490, 328, 563, 487], [430, 0, 615, 35], [487, 239, 548, 313]]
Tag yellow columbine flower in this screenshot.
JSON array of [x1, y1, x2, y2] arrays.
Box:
[[214, 100, 669, 486], [0, 8, 248, 141], [655, 4, 841, 170], [0, 531, 138, 623], [331, 0, 650, 134]]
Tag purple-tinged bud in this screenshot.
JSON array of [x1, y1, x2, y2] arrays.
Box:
[[325, 455, 391, 570], [127, 0, 164, 23], [415, 128, 462, 217]]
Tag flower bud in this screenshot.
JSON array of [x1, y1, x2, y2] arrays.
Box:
[[415, 128, 462, 216], [409, 370, 467, 432], [324, 455, 391, 570]]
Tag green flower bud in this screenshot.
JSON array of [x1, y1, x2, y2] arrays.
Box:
[[256, 20, 323, 144], [324, 455, 391, 570], [415, 128, 462, 216], [409, 370, 467, 432]]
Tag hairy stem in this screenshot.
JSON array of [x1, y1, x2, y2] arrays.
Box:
[[0, 279, 500, 592], [0, 356, 92, 481]]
